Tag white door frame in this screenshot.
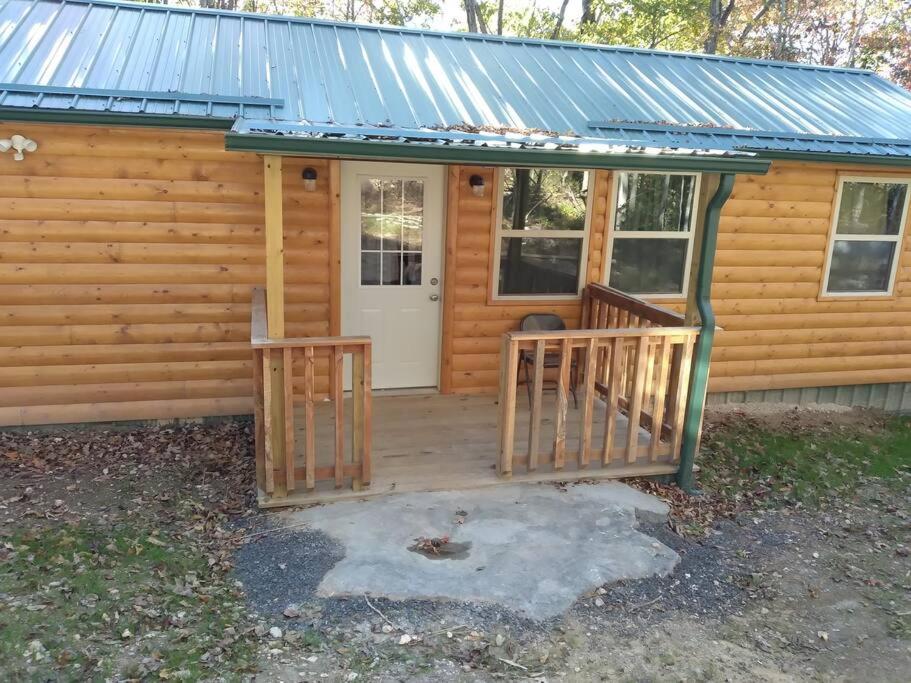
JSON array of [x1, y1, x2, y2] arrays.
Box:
[[340, 161, 446, 390]]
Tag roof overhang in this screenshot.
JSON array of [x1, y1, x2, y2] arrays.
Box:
[[225, 120, 771, 174]]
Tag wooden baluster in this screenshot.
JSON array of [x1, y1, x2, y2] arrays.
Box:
[[625, 335, 651, 464], [303, 346, 316, 491], [527, 339, 545, 471], [649, 336, 672, 462], [553, 338, 572, 470], [498, 336, 519, 477], [671, 336, 696, 461], [640, 336, 656, 428], [579, 337, 598, 468], [333, 345, 344, 488], [602, 337, 624, 465], [352, 347, 365, 491], [361, 343, 373, 486], [283, 347, 295, 491], [253, 348, 266, 493], [261, 348, 275, 494]]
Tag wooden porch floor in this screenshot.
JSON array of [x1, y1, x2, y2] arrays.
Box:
[[263, 392, 678, 506]]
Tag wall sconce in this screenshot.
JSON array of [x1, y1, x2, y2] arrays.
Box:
[[0, 134, 38, 161], [469, 174, 486, 197], [302, 167, 318, 191]]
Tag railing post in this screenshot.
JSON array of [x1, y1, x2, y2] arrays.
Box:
[[497, 334, 518, 478]]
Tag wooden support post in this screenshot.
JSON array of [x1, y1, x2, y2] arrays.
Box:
[[333, 345, 345, 488], [328, 160, 341, 400], [352, 348, 365, 491], [263, 155, 287, 498], [263, 155, 285, 338]]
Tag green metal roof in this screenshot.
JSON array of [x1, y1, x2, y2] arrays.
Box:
[[2, 0, 910, 164]]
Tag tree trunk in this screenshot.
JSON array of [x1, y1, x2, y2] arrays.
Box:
[[704, 0, 735, 54], [552, 0, 571, 39]]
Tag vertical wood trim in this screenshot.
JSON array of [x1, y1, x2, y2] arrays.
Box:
[[527, 339, 545, 471], [263, 155, 285, 338], [282, 347, 295, 491], [685, 173, 717, 325], [553, 338, 571, 470], [328, 160, 341, 336], [498, 335, 518, 477], [333, 345, 344, 488], [440, 165, 460, 394], [303, 346, 316, 491], [602, 337, 624, 464], [579, 337, 598, 467], [625, 335, 650, 463], [649, 336, 672, 462]]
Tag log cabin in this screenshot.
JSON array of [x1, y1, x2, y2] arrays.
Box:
[[2, 0, 911, 506]]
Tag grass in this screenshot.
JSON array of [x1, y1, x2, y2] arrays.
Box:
[[700, 413, 911, 505], [0, 520, 256, 680]]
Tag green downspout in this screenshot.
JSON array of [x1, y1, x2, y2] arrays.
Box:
[[676, 173, 736, 492]]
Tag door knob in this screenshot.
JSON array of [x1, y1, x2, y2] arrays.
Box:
[[429, 294, 440, 301]]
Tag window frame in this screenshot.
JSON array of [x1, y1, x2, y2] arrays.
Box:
[[489, 166, 593, 302], [821, 174, 911, 299], [603, 170, 702, 300]]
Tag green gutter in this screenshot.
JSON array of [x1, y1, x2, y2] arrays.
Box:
[[756, 150, 911, 167], [0, 108, 235, 130], [225, 132, 772, 174], [676, 173, 736, 493]]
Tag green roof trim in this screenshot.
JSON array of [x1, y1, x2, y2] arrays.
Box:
[[224, 132, 771, 174], [754, 150, 911, 167], [0, 108, 235, 130]]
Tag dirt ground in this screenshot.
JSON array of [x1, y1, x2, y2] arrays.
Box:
[[1, 409, 909, 681]]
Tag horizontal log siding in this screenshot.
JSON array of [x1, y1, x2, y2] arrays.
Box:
[[0, 123, 331, 426], [708, 161, 911, 393], [445, 167, 610, 393]]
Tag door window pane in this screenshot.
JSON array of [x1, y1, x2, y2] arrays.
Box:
[[615, 173, 695, 232], [359, 177, 424, 286], [361, 252, 380, 286], [498, 237, 582, 295], [836, 181, 907, 235], [609, 238, 688, 295], [827, 240, 895, 292]]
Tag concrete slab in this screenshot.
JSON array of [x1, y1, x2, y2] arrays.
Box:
[[287, 482, 679, 620]]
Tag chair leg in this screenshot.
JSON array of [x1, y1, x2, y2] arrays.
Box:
[[522, 354, 533, 407]]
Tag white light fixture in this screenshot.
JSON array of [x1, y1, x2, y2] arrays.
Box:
[[0, 134, 38, 161]]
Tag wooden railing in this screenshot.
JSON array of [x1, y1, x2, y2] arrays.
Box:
[[498, 286, 699, 478], [582, 283, 686, 329], [251, 288, 372, 499]]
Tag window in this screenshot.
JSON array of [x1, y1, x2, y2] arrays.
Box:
[[823, 177, 910, 296], [606, 172, 699, 297], [494, 168, 590, 298], [360, 177, 424, 286]]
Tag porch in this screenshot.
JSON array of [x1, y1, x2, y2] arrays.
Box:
[[252, 282, 701, 507]]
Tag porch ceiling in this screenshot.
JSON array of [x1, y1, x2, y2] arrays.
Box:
[[225, 119, 771, 174]]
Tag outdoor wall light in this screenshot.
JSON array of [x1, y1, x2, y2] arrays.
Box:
[[302, 167, 318, 191], [469, 174, 485, 197], [0, 134, 38, 161]]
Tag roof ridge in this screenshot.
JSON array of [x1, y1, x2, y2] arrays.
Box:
[[55, 0, 880, 78]]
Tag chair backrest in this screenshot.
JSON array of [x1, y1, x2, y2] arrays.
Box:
[[519, 313, 567, 332]]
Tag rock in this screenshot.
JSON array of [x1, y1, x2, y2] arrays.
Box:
[[398, 634, 412, 645], [381, 624, 394, 633], [121, 629, 132, 639], [346, 674, 359, 681], [283, 606, 300, 619], [594, 597, 605, 607], [495, 634, 505, 646], [269, 627, 283, 639]]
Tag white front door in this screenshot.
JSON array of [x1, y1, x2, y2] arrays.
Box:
[[341, 162, 445, 389]]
